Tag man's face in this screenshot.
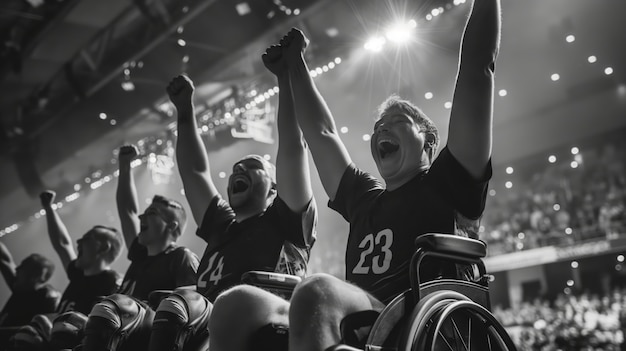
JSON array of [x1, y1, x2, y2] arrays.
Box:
[[138, 203, 170, 246], [370, 111, 428, 181], [14, 258, 45, 290], [75, 230, 102, 269], [227, 157, 274, 211]]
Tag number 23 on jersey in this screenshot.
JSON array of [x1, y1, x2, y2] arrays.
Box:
[[352, 229, 393, 274]]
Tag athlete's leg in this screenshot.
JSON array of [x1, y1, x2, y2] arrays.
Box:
[[289, 273, 384, 351], [83, 294, 154, 351], [209, 284, 290, 351], [148, 289, 212, 351]]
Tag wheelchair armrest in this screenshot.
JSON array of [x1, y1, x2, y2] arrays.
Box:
[[325, 345, 362, 351], [241, 271, 301, 296], [414, 234, 486, 258]]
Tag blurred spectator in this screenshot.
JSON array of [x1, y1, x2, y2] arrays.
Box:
[[494, 287, 626, 350], [481, 136, 626, 256]]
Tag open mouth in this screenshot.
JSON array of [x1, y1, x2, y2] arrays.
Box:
[[140, 222, 148, 232], [232, 177, 250, 194], [378, 139, 400, 159]]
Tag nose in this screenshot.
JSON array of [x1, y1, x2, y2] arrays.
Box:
[[375, 122, 387, 134], [233, 163, 246, 173]]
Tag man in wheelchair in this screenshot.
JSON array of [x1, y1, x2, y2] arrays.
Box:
[[269, 0, 505, 349]]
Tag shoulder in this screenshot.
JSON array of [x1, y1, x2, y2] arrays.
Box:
[[170, 246, 199, 261]]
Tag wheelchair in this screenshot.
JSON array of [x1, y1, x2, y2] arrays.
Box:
[[328, 233, 517, 351]]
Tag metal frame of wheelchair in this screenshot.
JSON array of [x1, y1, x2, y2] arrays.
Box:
[[332, 233, 517, 351]]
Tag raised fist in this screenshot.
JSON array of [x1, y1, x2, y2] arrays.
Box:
[[118, 145, 139, 164], [166, 75, 195, 109], [40, 190, 56, 208], [262, 45, 286, 76], [280, 28, 309, 61]]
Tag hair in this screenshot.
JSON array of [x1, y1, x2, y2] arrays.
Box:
[[377, 94, 440, 152], [91, 226, 124, 264], [151, 195, 187, 238], [23, 253, 55, 282], [239, 155, 277, 184]]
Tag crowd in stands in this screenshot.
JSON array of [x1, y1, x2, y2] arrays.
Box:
[[494, 288, 626, 350], [481, 135, 626, 256]]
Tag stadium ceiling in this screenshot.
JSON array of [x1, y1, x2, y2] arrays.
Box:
[[0, 0, 625, 229]]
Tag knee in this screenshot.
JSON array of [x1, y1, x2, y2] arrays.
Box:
[[210, 285, 289, 351], [150, 291, 211, 351], [85, 294, 154, 351], [50, 312, 87, 350], [290, 273, 345, 315], [154, 290, 211, 327]]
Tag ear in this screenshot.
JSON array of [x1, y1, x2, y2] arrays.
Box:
[[37, 268, 50, 284], [97, 241, 112, 256], [424, 132, 436, 147], [423, 132, 437, 161], [167, 221, 180, 233], [268, 182, 277, 197]]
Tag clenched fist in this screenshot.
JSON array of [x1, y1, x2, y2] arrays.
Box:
[[262, 45, 287, 76], [166, 75, 195, 110], [39, 190, 56, 208], [118, 145, 139, 164], [280, 28, 309, 63]]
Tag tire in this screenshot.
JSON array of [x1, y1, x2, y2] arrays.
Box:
[[411, 298, 517, 351]]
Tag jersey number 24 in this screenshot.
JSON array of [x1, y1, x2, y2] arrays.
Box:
[[197, 252, 224, 288]]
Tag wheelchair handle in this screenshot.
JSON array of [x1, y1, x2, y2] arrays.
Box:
[[410, 234, 489, 301]]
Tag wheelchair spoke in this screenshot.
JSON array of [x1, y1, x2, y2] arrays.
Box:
[[437, 330, 455, 351], [451, 316, 468, 350], [467, 315, 471, 350]]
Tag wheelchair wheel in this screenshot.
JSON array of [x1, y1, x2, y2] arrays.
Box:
[[408, 295, 516, 351]]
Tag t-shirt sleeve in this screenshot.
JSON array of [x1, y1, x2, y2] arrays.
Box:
[[328, 164, 384, 223], [127, 237, 147, 261], [428, 146, 492, 220], [196, 195, 236, 247], [267, 196, 317, 248], [173, 248, 200, 288]]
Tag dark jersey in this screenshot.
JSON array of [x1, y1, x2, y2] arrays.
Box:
[[0, 285, 60, 327], [56, 260, 120, 315], [329, 147, 491, 303], [118, 239, 200, 302], [196, 195, 316, 301]]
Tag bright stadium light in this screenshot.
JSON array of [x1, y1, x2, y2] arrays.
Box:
[[385, 20, 415, 44], [364, 36, 386, 52]]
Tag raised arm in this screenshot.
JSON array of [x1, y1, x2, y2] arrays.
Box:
[[116, 145, 141, 249], [167, 75, 219, 225], [447, 0, 502, 178], [40, 190, 76, 272], [0, 241, 17, 290], [281, 29, 351, 201], [262, 45, 313, 211]]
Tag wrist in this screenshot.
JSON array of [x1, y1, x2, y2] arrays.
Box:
[[286, 54, 308, 75], [277, 72, 289, 83], [174, 101, 194, 113]]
